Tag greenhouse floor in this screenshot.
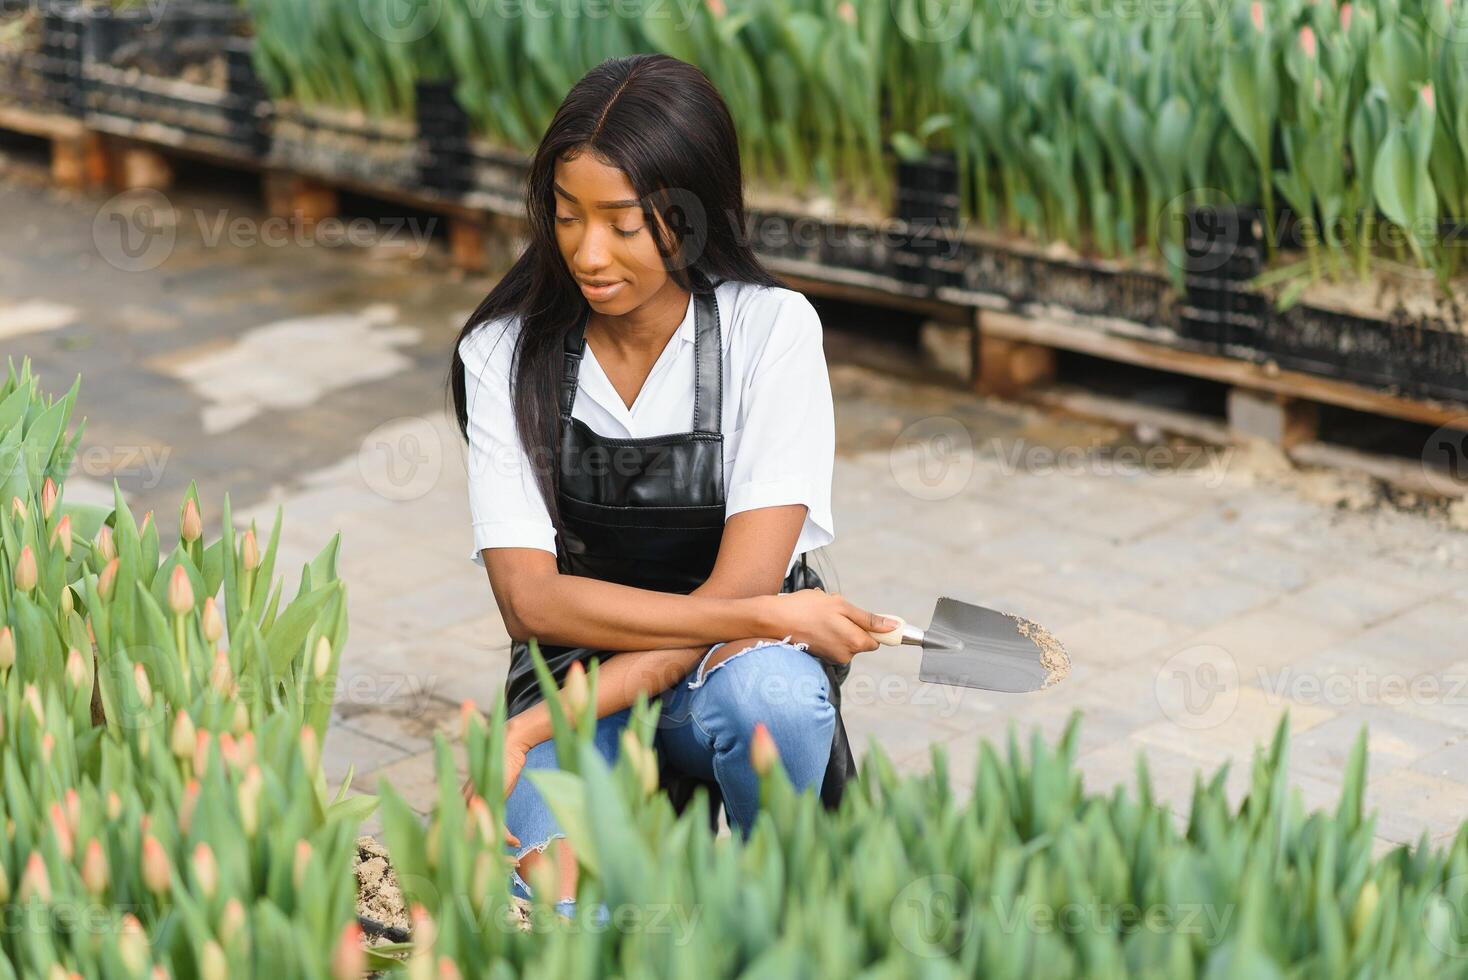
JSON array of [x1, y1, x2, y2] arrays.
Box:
[[4, 158, 1468, 856]]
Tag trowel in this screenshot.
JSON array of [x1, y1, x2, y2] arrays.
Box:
[[865, 597, 1070, 693]]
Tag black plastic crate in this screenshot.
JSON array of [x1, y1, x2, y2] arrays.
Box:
[[1184, 274, 1269, 318], [1177, 305, 1266, 353], [415, 79, 472, 197], [895, 150, 959, 226], [0, 5, 85, 115], [1181, 203, 1264, 282]]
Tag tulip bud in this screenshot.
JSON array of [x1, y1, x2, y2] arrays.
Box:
[[48, 802, 73, 862], [65, 648, 87, 689], [1340, 2, 1352, 30], [1298, 25, 1316, 57], [139, 511, 153, 536], [241, 528, 260, 570], [750, 721, 779, 776], [621, 728, 659, 797], [95, 525, 116, 564], [82, 839, 108, 895], [218, 732, 239, 771], [41, 478, 56, 520], [194, 729, 212, 778], [14, 545, 37, 593], [437, 957, 461, 980], [40, 733, 53, 764], [0, 627, 14, 671], [202, 597, 223, 644], [208, 647, 233, 696], [219, 898, 247, 946], [465, 796, 495, 846], [237, 765, 262, 837], [179, 779, 200, 834], [60, 585, 74, 615], [0, 859, 8, 903], [236, 731, 257, 770], [312, 636, 331, 679], [98, 557, 119, 601], [170, 711, 196, 761], [1249, 0, 1264, 30], [10, 496, 25, 521], [63, 789, 79, 836], [459, 699, 479, 741], [19, 852, 51, 902], [1422, 84, 1435, 110], [192, 842, 219, 900], [181, 499, 203, 543], [560, 660, 589, 725], [106, 792, 121, 821], [300, 725, 319, 772], [293, 840, 311, 892], [134, 664, 153, 708], [51, 513, 72, 558], [119, 915, 149, 974], [141, 836, 169, 895], [200, 940, 227, 980], [167, 565, 193, 616], [23, 684, 44, 725], [1352, 879, 1380, 937], [231, 701, 249, 736], [332, 922, 367, 980]]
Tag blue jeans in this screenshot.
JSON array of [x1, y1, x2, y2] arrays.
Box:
[[503, 638, 836, 903]]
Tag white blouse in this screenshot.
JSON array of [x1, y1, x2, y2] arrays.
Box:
[[460, 278, 836, 578]]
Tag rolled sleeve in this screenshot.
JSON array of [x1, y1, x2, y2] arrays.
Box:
[[460, 321, 558, 567], [724, 293, 836, 556]]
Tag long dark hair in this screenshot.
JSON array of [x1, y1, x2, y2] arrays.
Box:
[[447, 53, 785, 543]]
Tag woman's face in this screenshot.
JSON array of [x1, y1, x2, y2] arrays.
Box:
[[552, 151, 671, 312]]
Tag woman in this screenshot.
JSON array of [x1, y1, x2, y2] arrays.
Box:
[[448, 53, 896, 911]]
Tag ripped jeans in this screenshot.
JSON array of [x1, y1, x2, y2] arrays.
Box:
[[502, 638, 836, 902]]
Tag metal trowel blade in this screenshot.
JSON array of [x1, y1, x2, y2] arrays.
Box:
[[917, 597, 1066, 693]]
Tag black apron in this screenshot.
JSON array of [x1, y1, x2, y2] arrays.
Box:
[[503, 280, 857, 825]]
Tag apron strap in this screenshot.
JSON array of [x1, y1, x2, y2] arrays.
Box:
[[560, 306, 590, 422], [692, 286, 722, 434]]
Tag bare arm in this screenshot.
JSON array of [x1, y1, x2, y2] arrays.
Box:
[[496, 505, 807, 750]]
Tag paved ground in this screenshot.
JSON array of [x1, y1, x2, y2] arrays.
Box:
[[4, 151, 1467, 854]]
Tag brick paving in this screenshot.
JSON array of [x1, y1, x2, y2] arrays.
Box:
[[4, 160, 1466, 851]]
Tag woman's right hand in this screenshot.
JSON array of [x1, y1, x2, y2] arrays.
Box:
[[760, 589, 899, 666]]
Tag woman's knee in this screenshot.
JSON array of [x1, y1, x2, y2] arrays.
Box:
[[696, 640, 834, 739]]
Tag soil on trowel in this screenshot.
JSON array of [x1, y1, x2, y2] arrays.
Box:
[[1010, 615, 1072, 689], [355, 836, 410, 950]]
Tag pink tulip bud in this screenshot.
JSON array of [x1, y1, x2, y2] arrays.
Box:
[[293, 840, 311, 892], [199, 940, 227, 980], [106, 792, 121, 821], [141, 836, 170, 895], [231, 701, 249, 736], [10, 496, 25, 521], [241, 528, 260, 570], [19, 852, 51, 902], [1250, 1, 1264, 30], [209, 647, 232, 695], [194, 729, 212, 778], [750, 721, 779, 776], [466, 795, 494, 845], [50, 514, 73, 558], [181, 499, 203, 543], [410, 904, 436, 947], [14, 545, 37, 592], [218, 732, 239, 770], [179, 779, 200, 834], [82, 839, 108, 894], [139, 511, 153, 536], [167, 565, 193, 616], [1422, 84, 1435, 109], [202, 598, 223, 644], [98, 557, 119, 601], [171, 711, 196, 761], [459, 699, 479, 741], [706, 0, 726, 17], [119, 915, 149, 974], [60, 585, 74, 616], [0, 627, 14, 671], [40, 733, 53, 764], [133, 664, 153, 707], [63, 789, 79, 836], [23, 684, 43, 725], [300, 725, 320, 771], [48, 802, 73, 862], [236, 731, 257, 770], [1340, 2, 1352, 29], [192, 842, 218, 899], [332, 922, 367, 980], [437, 958, 462, 980], [219, 898, 246, 945], [65, 648, 87, 689], [560, 660, 589, 724], [1299, 26, 1316, 57], [836, 0, 856, 24], [94, 525, 116, 563], [40, 478, 56, 520]]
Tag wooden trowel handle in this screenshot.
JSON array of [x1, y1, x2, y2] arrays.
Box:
[[866, 613, 913, 646]]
